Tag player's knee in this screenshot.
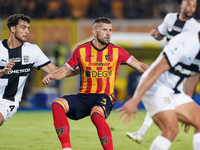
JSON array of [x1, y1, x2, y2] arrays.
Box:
[[169, 126, 179, 136], [52, 99, 68, 113], [164, 123, 179, 139], [90, 109, 105, 119]]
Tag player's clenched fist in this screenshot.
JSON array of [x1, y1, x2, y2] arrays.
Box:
[[0, 60, 15, 77]]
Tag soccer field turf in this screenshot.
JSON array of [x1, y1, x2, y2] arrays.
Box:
[[0, 110, 194, 150]]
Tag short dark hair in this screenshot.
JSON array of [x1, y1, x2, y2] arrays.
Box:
[[6, 14, 31, 30], [93, 17, 111, 25], [182, 0, 196, 3]]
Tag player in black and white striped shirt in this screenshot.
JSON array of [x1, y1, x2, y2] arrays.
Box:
[[126, 0, 200, 144], [119, 28, 200, 150], [0, 14, 79, 126], [151, 0, 199, 43]]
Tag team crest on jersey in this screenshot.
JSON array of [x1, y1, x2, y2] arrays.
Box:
[[23, 56, 29, 63], [56, 127, 64, 136], [100, 137, 108, 145], [105, 55, 110, 61]]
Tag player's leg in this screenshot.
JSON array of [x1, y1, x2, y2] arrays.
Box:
[[141, 90, 179, 150], [52, 98, 71, 150], [0, 100, 19, 126], [149, 110, 179, 150], [90, 106, 113, 150], [0, 112, 4, 125], [175, 101, 200, 150], [90, 94, 114, 150], [126, 111, 153, 143]]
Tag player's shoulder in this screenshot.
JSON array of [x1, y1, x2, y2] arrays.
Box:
[[187, 17, 200, 26], [165, 13, 177, 19], [176, 29, 200, 49], [76, 41, 91, 49], [108, 42, 124, 50], [0, 40, 4, 47], [23, 42, 39, 49], [0, 40, 5, 50]]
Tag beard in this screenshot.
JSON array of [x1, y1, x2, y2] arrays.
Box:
[[97, 33, 110, 45], [183, 11, 193, 19]]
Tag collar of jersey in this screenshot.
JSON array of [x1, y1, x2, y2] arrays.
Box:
[[90, 40, 108, 52], [2, 39, 23, 50]]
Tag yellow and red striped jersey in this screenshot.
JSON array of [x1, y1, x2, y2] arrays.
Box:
[[66, 40, 132, 96]]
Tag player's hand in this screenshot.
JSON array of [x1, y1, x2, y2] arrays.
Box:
[[181, 123, 191, 133], [116, 99, 138, 125], [3, 60, 15, 74], [150, 29, 158, 37], [42, 73, 54, 85]]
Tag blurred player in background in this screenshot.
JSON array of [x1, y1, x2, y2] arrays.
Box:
[[42, 17, 149, 150], [151, 0, 199, 42], [0, 14, 78, 126], [118, 29, 200, 150], [126, 0, 200, 143]]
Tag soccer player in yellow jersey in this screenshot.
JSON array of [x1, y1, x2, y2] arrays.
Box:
[[42, 17, 149, 150]]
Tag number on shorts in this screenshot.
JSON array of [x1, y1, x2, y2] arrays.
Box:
[[9, 105, 15, 111], [101, 97, 107, 105]]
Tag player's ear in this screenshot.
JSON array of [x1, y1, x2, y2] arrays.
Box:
[[92, 29, 97, 36], [180, 4, 183, 9], [180, 1, 185, 9], [10, 26, 16, 34]]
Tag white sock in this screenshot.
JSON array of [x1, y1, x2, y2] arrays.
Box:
[[193, 133, 200, 150], [63, 148, 72, 150], [138, 112, 153, 135], [149, 135, 171, 150]]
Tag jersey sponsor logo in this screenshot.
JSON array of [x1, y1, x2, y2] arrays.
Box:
[[174, 64, 196, 76], [88, 62, 110, 67], [23, 56, 29, 63], [6, 68, 31, 74], [105, 55, 110, 61], [172, 26, 182, 32], [10, 57, 21, 62], [85, 70, 112, 78]]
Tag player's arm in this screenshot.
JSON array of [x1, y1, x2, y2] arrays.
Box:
[[40, 62, 80, 77], [127, 57, 149, 73], [40, 62, 59, 74], [0, 60, 15, 77], [42, 65, 73, 85], [183, 73, 200, 98], [150, 29, 165, 41], [117, 55, 170, 124]]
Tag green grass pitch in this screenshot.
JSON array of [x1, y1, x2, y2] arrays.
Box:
[[0, 109, 194, 150]]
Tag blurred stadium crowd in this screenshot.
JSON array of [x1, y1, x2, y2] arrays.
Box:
[[1, 0, 200, 19]]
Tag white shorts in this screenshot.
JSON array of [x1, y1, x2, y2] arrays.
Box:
[[142, 91, 193, 117], [0, 99, 19, 125]]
